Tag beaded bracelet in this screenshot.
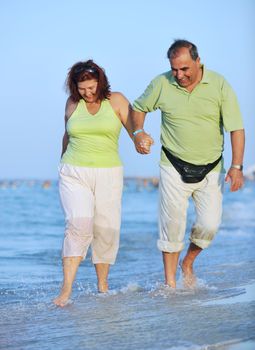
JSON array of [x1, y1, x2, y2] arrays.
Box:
[[132, 129, 144, 137]]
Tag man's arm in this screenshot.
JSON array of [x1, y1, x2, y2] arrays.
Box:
[[131, 77, 161, 154], [131, 110, 146, 131], [225, 129, 245, 192], [130, 109, 154, 154]]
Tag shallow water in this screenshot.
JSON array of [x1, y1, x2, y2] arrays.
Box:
[[0, 179, 254, 350]]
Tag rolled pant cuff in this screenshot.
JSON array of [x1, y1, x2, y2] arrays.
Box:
[[62, 252, 86, 261], [157, 239, 185, 253], [92, 259, 115, 265], [190, 238, 211, 249]]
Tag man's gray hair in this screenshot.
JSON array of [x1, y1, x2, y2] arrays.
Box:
[[167, 39, 199, 61]]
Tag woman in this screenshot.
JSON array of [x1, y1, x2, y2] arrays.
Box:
[[53, 60, 152, 307]]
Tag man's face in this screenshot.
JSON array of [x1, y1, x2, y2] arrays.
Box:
[[170, 47, 201, 89]]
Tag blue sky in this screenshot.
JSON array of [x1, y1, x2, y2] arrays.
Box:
[[1, 0, 254, 179]]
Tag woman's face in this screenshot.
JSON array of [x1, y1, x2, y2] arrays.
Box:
[[77, 79, 98, 103]]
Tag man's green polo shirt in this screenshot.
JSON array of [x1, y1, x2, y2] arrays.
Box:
[[133, 67, 243, 168]]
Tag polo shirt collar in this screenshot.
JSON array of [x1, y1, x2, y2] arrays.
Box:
[[200, 65, 210, 84]]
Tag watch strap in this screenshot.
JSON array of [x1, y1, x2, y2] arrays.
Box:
[[231, 164, 243, 171]]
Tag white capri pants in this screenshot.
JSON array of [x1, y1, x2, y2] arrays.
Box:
[[158, 164, 224, 252], [58, 164, 123, 264]]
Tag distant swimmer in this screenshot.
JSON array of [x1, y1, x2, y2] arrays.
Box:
[[42, 180, 51, 189]]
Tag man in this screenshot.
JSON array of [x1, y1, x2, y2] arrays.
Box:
[[131, 39, 245, 288]]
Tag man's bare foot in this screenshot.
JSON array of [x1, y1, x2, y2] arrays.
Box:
[[53, 288, 72, 307], [180, 259, 196, 288], [98, 281, 108, 293]]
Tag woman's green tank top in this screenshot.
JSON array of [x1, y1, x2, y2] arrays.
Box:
[[61, 99, 123, 167]]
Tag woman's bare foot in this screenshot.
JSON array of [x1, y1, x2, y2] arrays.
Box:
[[53, 287, 72, 307], [180, 259, 196, 288], [98, 281, 108, 293], [165, 279, 176, 288]]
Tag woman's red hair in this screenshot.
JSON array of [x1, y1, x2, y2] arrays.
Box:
[[66, 60, 111, 102]]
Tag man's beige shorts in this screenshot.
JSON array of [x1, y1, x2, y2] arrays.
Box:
[[58, 164, 123, 264], [158, 164, 225, 252]]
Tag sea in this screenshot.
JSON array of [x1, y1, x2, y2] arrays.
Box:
[[0, 177, 254, 350]]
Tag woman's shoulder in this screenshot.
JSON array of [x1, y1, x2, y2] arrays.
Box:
[[65, 97, 79, 120], [108, 92, 130, 123], [109, 92, 129, 106]]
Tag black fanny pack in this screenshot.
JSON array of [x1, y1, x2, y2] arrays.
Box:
[[162, 146, 222, 183]]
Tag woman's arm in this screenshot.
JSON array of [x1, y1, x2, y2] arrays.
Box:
[[110, 92, 133, 138], [61, 97, 77, 158], [110, 92, 154, 154]]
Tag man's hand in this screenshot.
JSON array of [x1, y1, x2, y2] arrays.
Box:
[[133, 131, 154, 154], [225, 168, 244, 192]]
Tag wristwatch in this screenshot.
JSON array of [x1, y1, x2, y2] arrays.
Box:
[[231, 164, 243, 171]]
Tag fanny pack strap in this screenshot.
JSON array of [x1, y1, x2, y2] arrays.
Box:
[[162, 146, 222, 176]]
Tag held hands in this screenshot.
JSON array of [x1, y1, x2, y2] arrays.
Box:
[[225, 167, 244, 192], [133, 131, 154, 154]]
